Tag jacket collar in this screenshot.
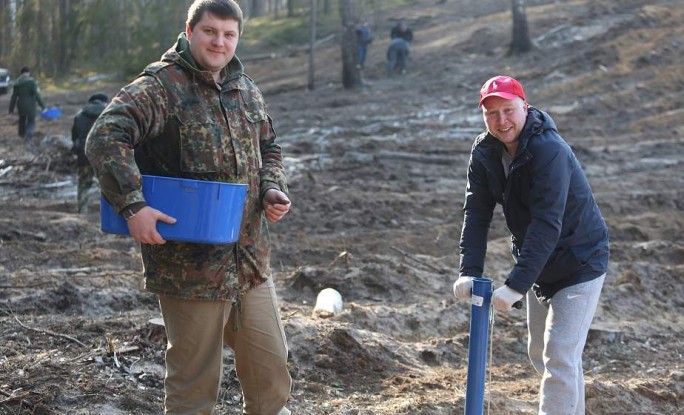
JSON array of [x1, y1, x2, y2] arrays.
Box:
[[160, 32, 245, 87], [476, 106, 558, 157]]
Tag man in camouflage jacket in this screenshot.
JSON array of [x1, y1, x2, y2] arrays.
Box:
[[85, 1, 292, 413]]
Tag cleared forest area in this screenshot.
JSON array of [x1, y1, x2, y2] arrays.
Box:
[[1, 0, 683, 413]]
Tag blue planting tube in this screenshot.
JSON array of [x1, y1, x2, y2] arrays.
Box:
[[464, 277, 493, 415]]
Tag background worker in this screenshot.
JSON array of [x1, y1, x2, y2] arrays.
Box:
[[386, 37, 410, 77], [355, 19, 373, 70], [8, 66, 46, 153], [71, 93, 108, 213], [452, 75, 609, 414], [85, 0, 292, 413], [390, 20, 413, 43]]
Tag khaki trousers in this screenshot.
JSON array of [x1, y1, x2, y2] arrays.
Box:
[[159, 279, 292, 415]]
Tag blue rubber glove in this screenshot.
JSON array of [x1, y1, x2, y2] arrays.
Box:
[[492, 285, 524, 312]]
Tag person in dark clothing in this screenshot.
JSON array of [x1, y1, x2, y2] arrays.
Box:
[[72, 93, 108, 213], [8, 67, 46, 153], [355, 19, 373, 70], [386, 37, 410, 77], [452, 75, 609, 415], [390, 21, 413, 43]]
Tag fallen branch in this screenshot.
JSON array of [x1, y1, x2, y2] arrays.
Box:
[[5, 307, 86, 348], [390, 246, 443, 272], [0, 282, 53, 289], [328, 251, 352, 268], [0, 227, 47, 242], [0, 266, 129, 289], [67, 348, 103, 364], [0, 165, 12, 178], [0, 389, 33, 409], [37, 179, 71, 189], [533, 23, 570, 43], [48, 266, 103, 275]]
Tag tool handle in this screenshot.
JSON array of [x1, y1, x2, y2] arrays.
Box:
[[468, 283, 523, 309]]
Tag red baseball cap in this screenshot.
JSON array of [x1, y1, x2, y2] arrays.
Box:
[[479, 75, 526, 107]]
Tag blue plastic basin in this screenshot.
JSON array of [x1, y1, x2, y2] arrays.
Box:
[[100, 175, 248, 244], [41, 107, 62, 119]]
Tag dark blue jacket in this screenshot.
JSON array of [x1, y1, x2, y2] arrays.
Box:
[[356, 26, 373, 46], [459, 107, 609, 300]]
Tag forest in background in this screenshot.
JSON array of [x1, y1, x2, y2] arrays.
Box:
[[0, 0, 389, 81]]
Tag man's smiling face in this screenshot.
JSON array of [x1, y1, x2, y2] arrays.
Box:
[[187, 11, 240, 78], [482, 96, 528, 153]]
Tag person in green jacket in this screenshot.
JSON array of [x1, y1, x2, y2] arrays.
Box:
[[9, 67, 46, 153]]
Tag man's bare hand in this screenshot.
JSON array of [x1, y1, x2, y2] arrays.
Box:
[[262, 189, 291, 222], [127, 206, 176, 244]]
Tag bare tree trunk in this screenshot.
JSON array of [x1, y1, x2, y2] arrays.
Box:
[[308, 0, 316, 90], [36, 1, 44, 73], [508, 0, 534, 55], [0, 0, 7, 59], [339, 0, 361, 89], [56, 0, 71, 77], [287, 0, 295, 18], [251, 0, 265, 17], [272, 0, 280, 19]]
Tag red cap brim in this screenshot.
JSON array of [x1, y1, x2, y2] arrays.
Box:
[[478, 92, 520, 107]]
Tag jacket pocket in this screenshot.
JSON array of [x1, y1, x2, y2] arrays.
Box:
[[178, 117, 222, 173], [240, 89, 268, 123], [240, 90, 269, 169], [538, 246, 584, 285]]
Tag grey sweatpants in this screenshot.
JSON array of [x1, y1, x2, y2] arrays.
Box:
[[527, 274, 605, 415]]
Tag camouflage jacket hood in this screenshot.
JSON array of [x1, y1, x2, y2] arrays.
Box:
[[162, 32, 245, 86], [85, 33, 288, 303]]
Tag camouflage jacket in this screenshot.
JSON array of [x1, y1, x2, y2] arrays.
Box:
[[85, 33, 288, 303]]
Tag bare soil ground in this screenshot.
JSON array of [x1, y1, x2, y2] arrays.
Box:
[[1, 0, 683, 414]]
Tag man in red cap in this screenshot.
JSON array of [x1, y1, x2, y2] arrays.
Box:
[[452, 75, 609, 414]]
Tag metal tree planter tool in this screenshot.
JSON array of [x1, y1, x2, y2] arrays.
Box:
[[464, 278, 522, 414], [464, 277, 493, 415]]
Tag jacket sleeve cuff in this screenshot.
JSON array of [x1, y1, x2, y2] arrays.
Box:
[[259, 180, 286, 200], [118, 201, 147, 216], [504, 278, 528, 296]]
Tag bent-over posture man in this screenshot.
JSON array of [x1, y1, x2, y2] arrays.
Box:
[[453, 75, 609, 415]]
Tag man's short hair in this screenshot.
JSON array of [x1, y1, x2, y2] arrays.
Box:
[[186, 0, 244, 34], [20, 66, 30, 74]]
